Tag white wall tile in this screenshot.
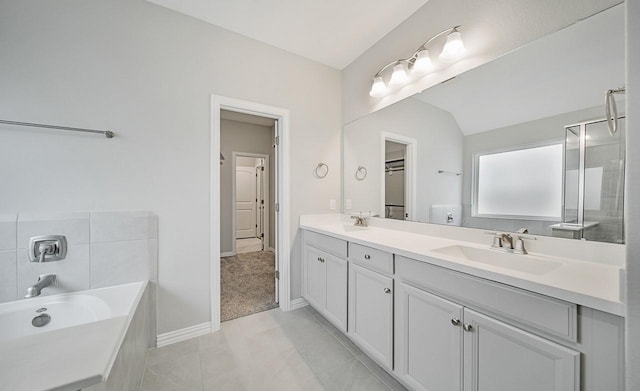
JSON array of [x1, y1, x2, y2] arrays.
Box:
[[0, 214, 17, 250], [91, 240, 151, 288], [17, 245, 90, 297], [17, 212, 90, 249], [0, 250, 17, 303], [91, 211, 155, 243]]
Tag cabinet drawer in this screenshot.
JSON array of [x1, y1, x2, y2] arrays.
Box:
[[396, 256, 577, 342], [304, 230, 347, 258], [349, 243, 393, 275]]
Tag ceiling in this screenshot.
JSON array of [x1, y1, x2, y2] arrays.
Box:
[[414, 5, 625, 135], [146, 0, 429, 69]]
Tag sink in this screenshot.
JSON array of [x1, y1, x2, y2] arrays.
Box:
[[431, 245, 561, 275], [341, 224, 370, 232]]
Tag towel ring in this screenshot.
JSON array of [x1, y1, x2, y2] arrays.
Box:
[[355, 166, 367, 181], [315, 162, 329, 178]]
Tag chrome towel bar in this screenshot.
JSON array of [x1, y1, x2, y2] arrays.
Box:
[[0, 119, 115, 138]]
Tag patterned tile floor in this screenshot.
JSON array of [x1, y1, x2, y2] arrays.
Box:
[[141, 307, 408, 391]]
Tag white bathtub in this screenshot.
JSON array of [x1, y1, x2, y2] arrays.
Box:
[[0, 281, 148, 391]]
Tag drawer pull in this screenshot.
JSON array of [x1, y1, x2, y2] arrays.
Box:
[[451, 318, 461, 327], [364, 254, 371, 260], [384, 288, 391, 294], [463, 323, 473, 332]]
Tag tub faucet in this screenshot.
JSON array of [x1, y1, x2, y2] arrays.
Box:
[[25, 274, 57, 298]]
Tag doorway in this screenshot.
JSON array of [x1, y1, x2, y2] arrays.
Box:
[[211, 95, 292, 332], [220, 111, 278, 322], [381, 132, 417, 221]]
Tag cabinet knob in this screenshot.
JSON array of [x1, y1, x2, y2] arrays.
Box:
[[463, 323, 473, 332], [384, 288, 391, 294], [450, 318, 461, 326], [317, 257, 321, 262], [364, 254, 371, 260]]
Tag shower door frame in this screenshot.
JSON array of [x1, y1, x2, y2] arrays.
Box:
[[563, 116, 626, 229]]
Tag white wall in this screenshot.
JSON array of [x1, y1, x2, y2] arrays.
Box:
[[343, 97, 463, 221], [342, 0, 622, 124], [220, 120, 275, 253], [0, 0, 341, 334], [626, 0, 640, 388]]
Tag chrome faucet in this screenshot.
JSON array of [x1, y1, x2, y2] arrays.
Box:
[[25, 274, 57, 298], [351, 212, 369, 227]]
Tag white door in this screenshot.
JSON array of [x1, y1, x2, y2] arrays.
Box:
[[463, 308, 580, 391], [396, 283, 463, 391], [235, 165, 257, 239], [348, 263, 394, 368]]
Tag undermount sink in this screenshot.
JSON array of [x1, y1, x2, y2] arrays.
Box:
[[341, 224, 370, 232], [431, 245, 561, 275]]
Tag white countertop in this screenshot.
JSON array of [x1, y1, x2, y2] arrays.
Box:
[[300, 215, 625, 317]]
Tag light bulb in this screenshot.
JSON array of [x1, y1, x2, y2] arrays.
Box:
[[439, 29, 465, 63], [412, 49, 432, 74], [388, 63, 408, 87], [369, 76, 388, 97]]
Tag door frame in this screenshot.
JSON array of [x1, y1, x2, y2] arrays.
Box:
[[380, 132, 417, 220], [211, 94, 291, 332], [231, 152, 270, 255]]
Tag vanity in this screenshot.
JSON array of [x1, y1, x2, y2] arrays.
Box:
[[300, 214, 624, 391]]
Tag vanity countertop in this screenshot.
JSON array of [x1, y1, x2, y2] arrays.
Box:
[[300, 215, 625, 317]]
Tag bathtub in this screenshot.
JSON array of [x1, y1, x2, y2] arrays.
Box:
[[0, 281, 150, 391]]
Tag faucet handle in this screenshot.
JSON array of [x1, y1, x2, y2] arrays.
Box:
[[513, 237, 528, 254], [490, 234, 503, 249]]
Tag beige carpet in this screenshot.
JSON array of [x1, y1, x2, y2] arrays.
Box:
[[221, 251, 278, 322]]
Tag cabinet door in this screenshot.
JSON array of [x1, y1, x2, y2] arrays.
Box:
[[324, 254, 347, 332], [303, 246, 326, 311], [463, 309, 580, 391], [395, 283, 463, 391], [348, 263, 393, 368]]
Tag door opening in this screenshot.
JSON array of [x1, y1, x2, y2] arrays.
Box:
[[381, 132, 417, 221], [220, 109, 279, 323], [211, 95, 291, 331]]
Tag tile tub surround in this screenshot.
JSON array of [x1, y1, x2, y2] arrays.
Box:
[[0, 210, 158, 303], [141, 307, 407, 391], [300, 214, 625, 316]]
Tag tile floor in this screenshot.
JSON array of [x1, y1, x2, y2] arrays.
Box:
[[236, 238, 263, 254], [141, 306, 407, 391]]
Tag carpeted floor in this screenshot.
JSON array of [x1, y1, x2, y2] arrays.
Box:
[[221, 250, 278, 322]]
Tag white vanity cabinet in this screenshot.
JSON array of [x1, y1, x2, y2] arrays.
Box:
[[462, 308, 579, 391], [348, 262, 394, 368], [396, 281, 580, 391], [299, 227, 624, 391], [302, 231, 348, 332], [395, 282, 464, 391]]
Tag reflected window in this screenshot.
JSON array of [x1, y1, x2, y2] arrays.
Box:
[[473, 143, 563, 220]]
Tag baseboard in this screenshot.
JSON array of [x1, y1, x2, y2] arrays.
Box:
[[156, 322, 212, 347], [267, 247, 275, 253], [220, 251, 235, 257], [289, 297, 308, 311]]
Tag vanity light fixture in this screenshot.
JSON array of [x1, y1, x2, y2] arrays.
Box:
[[369, 25, 465, 97]]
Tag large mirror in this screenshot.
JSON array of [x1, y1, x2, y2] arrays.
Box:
[[343, 4, 625, 244]]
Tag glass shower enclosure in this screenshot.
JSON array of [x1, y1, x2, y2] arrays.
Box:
[[556, 118, 625, 243]]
